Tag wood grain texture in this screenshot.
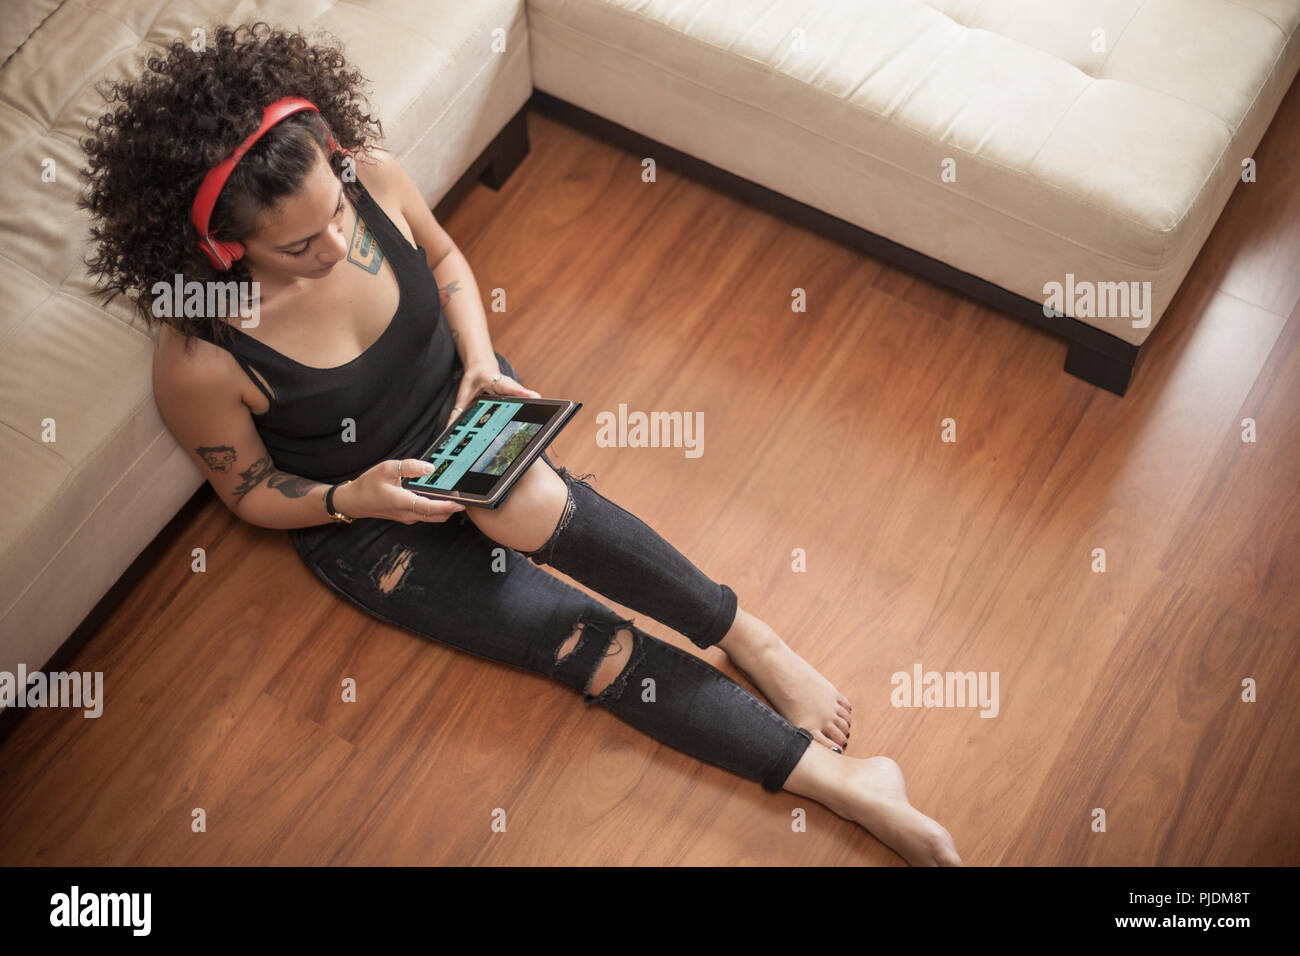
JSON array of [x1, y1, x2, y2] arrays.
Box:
[[2, 83, 1297, 865]]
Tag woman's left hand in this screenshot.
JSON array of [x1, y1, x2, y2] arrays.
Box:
[[444, 361, 541, 431]]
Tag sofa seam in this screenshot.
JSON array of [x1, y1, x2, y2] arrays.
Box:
[[0, 0, 70, 73], [394, 11, 529, 149], [0, 399, 174, 622], [1089, 0, 1147, 78], [1221, 0, 1288, 34]]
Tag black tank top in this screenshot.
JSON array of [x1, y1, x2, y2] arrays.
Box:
[[191, 176, 461, 488]]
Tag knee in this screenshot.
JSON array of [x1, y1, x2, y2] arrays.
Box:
[[553, 615, 642, 704], [520, 465, 573, 554], [469, 459, 571, 554], [584, 625, 637, 700]]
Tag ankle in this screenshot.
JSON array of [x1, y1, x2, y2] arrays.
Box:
[[782, 740, 850, 812], [716, 609, 780, 662]]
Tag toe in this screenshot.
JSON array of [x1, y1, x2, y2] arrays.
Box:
[[812, 729, 842, 753], [833, 714, 850, 735]]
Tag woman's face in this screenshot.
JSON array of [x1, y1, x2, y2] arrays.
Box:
[[238, 150, 349, 281]]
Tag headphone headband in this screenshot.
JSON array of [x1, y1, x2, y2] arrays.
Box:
[[189, 96, 338, 268]]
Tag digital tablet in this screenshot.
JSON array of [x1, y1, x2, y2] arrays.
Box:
[[400, 395, 582, 509]]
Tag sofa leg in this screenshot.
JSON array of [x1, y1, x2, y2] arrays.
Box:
[[1064, 340, 1138, 396], [479, 107, 530, 189]]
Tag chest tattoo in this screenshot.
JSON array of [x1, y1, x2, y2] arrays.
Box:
[[347, 214, 385, 274]]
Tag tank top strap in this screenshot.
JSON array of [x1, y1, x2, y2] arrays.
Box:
[[352, 175, 421, 263], [229, 349, 277, 405], [188, 320, 281, 408]]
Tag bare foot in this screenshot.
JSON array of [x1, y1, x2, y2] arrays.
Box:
[[828, 755, 962, 866], [718, 609, 852, 752]]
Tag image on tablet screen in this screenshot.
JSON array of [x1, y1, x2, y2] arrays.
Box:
[[409, 398, 553, 495]]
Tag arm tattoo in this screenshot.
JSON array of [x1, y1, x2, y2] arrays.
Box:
[[201, 445, 320, 504], [437, 278, 462, 312], [267, 473, 319, 498], [232, 454, 276, 503], [197, 445, 237, 473]]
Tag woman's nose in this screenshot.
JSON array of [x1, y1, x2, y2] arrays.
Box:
[[321, 226, 348, 263]]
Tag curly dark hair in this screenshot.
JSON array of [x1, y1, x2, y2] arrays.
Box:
[[77, 21, 384, 347]]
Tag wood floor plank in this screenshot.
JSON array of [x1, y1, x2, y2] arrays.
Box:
[[0, 518, 333, 864], [1158, 296, 1300, 631], [1008, 575, 1297, 865]]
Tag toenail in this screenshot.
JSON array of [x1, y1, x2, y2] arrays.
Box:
[[833, 747, 842, 754]]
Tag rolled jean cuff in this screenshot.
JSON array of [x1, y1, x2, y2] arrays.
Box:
[[762, 726, 814, 793], [693, 582, 739, 650]]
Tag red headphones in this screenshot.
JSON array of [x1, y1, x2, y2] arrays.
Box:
[[190, 96, 339, 271]]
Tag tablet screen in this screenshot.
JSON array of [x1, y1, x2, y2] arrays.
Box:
[[407, 398, 555, 495]]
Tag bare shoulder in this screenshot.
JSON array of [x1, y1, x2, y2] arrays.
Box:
[[154, 322, 211, 379], [349, 145, 434, 250], [349, 144, 454, 263], [153, 323, 237, 406], [351, 145, 404, 201]]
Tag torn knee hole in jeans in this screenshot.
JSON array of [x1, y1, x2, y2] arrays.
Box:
[[554, 466, 598, 486], [556, 614, 642, 704], [523, 468, 597, 563], [551, 484, 577, 542]]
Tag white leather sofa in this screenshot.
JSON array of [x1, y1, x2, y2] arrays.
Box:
[[3, 0, 1298, 719]]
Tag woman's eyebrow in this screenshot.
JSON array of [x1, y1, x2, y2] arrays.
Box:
[[275, 185, 345, 249]]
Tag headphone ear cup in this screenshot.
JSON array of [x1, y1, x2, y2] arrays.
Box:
[[197, 236, 244, 271], [217, 238, 245, 267], [196, 239, 222, 270]]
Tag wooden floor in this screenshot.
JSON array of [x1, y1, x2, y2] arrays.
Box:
[[3, 85, 1298, 866]]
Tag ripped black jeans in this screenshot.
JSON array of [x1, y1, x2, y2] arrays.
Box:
[[289, 352, 813, 793]]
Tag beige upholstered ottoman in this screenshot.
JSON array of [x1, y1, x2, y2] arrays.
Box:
[[527, 0, 1300, 393]]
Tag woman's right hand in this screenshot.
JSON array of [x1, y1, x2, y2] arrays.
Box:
[[334, 459, 467, 524]]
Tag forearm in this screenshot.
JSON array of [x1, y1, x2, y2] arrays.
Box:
[[431, 246, 496, 371], [228, 456, 351, 530]]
